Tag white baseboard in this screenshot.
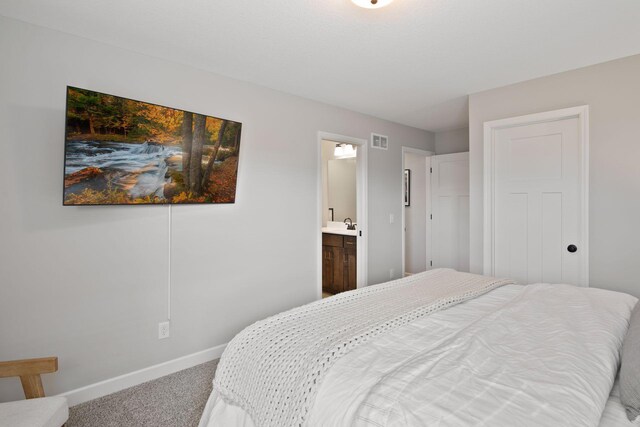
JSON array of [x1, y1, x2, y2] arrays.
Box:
[[58, 343, 227, 407]]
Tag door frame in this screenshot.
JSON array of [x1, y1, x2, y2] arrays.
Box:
[[317, 131, 369, 299], [482, 105, 590, 285], [401, 147, 434, 276]]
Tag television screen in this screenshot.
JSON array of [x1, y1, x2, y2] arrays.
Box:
[[63, 87, 242, 205]]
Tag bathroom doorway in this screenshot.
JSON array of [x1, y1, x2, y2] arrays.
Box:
[[317, 132, 368, 299], [402, 147, 434, 276]]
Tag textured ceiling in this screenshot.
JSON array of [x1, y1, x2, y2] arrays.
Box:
[[1, 0, 640, 131]]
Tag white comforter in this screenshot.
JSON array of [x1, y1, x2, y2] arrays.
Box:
[[200, 283, 637, 427]]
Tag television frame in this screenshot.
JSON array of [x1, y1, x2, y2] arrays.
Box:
[[62, 86, 242, 206]]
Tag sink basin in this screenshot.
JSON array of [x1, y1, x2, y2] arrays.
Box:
[[321, 227, 358, 236]]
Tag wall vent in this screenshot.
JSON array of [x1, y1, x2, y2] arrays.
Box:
[[371, 133, 389, 150]]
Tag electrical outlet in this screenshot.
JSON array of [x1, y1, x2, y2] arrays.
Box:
[[389, 269, 395, 279], [158, 321, 170, 339], [389, 214, 395, 224]]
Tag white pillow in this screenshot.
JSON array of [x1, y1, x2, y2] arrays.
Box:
[[621, 301, 640, 422]]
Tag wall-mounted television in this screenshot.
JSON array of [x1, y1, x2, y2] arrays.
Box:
[[63, 86, 242, 205]]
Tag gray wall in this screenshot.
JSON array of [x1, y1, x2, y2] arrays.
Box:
[[469, 54, 640, 297], [435, 128, 469, 155], [0, 16, 433, 401]]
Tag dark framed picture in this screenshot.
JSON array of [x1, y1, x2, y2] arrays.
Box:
[[63, 86, 242, 205], [404, 169, 411, 206]]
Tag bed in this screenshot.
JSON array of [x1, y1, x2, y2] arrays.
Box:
[[199, 269, 639, 427]]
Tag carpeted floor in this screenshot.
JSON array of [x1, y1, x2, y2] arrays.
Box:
[[67, 359, 219, 427]]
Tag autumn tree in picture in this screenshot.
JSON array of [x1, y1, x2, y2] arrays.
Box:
[[63, 87, 242, 205]]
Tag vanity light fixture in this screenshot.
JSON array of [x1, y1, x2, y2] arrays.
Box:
[[351, 0, 394, 9], [334, 144, 357, 159]]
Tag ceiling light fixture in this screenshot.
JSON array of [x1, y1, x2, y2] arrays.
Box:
[[351, 0, 394, 9]]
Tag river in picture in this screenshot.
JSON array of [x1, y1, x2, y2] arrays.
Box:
[[64, 140, 182, 199]]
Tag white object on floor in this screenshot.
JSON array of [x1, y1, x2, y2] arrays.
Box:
[[201, 284, 637, 427], [0, 396, 68, 427]]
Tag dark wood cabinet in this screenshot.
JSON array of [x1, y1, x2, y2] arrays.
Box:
[[322, 233, 357, 294]]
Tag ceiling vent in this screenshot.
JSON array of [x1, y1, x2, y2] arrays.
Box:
[[371, 133, 389, 150]]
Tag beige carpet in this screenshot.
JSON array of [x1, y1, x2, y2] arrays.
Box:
[[67, 359, 219, 427]]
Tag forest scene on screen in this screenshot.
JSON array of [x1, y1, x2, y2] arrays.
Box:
[[63, 87, 242, 205]]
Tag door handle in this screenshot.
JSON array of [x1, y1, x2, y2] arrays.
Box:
[[567, 244, 578, 253]]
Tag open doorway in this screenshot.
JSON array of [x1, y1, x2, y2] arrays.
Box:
[[317, 132, 368, 299], [402, 147, 433, 276], [401, 149, 471, 276]]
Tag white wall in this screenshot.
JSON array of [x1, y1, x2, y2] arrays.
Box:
[[435, 128, 469, 155], [469, 54, 640, 297], [0, 16, 434, 401], [404, 153, 428, 274]]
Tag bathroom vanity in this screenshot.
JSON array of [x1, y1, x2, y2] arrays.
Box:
[[322, 231, 357, 295]]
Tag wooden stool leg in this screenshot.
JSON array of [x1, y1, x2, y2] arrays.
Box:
[[20, 374, 45, 399]]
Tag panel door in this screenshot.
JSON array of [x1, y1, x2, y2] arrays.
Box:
[[431, 152, 470, 272], [493, 117, 583, 285]]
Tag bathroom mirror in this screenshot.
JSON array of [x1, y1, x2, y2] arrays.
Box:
[[327, 158, 357, 224]]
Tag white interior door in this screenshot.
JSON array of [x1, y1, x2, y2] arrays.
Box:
[[488, 112, 587, 286], [431, 152, 470, 272]]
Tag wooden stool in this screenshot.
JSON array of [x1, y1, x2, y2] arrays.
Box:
[[0, 357, 68, 427]]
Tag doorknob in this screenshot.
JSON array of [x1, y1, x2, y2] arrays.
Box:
[[567, 244, 578, 253]]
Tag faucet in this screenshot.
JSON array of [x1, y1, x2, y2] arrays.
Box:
[[344, 218, 356, 230]]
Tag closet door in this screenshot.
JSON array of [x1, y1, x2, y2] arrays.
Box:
[[431, 153, 470, 272], [490, 116, 584, 285]]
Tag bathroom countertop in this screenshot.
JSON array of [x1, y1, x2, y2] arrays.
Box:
[[321, 227, 358, 236]]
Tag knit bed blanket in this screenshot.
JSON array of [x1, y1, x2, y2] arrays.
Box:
[[213, 268, 515, 427]]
